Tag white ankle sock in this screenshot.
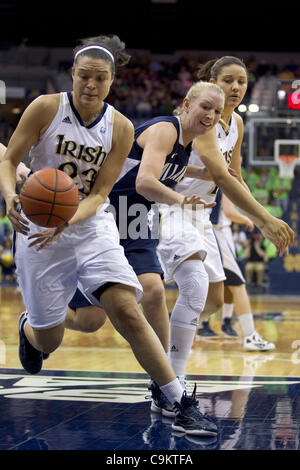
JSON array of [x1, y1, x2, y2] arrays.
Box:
[[239, 313, 255, 337], [159, 378, 184, 405], [222, 303, 234, 320]]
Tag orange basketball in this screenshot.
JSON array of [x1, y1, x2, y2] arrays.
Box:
[[20, 168, 79, 227]]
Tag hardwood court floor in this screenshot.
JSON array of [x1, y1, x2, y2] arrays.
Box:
[[1, 285, 300, 377], [1, 285, 300, 451]]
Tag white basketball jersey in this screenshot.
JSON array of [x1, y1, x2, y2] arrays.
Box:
[[29, 92, 115, 199], [214, 209, 232, 229], [175, 115, 239, 225]]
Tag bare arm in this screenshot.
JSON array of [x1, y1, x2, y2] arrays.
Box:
[[135, 122, 185, 206], [228, 113, 250, 192], [194, 130, 266, 223], [0, 143, 30, 183], [185, 163, 239, 181], [194, 129, 294, 253], [135, 122, 214, 210], [0, 94, 58, 234], [184, 164, 212, 180], [222, 194, 254, 231]]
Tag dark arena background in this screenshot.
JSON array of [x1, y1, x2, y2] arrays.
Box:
[[0, 0, 300, 461]]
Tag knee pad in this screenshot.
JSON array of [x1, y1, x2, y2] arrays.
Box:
[[173, 260, 209, 313]]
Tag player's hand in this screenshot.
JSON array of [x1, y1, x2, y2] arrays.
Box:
[[260, 216, 295, 256], [27, 223, 68, 251], [243, 217, 255, 232], [16, 162, 31, 184], [228, 167, 239, 178], [180, 195, 216, 210], [6, 194, 29, 235]]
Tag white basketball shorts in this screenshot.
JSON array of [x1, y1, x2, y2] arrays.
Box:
[[213, 225, 245, 285], [203, 224, 226, 283], [15, 208, 143, 329], [157, 204, 207, 284]]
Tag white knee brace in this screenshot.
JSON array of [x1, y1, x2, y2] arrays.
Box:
[[171, 260, 209, 329]]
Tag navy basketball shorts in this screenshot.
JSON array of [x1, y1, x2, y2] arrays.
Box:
[[69, 237, 164, 310]]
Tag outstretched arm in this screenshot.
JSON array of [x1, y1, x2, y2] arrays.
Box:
[[194, 129, 294, 254], [222, 194, 254, 231]]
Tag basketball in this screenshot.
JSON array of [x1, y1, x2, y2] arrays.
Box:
[[20, 168, 79, 227]]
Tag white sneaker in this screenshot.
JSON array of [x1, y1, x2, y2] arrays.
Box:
[[243, 331, 275, 351]]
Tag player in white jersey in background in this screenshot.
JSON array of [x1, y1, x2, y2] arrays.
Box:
[[157, 56, 293, 392], [0, 34, 226, 438], [193, 57, 275, 350], [203, 191, 254, 339], [198, 192, 275, 350]]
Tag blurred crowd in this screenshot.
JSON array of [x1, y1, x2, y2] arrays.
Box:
[[0, 204, 15, 283], [233, 166, 292, 294], [1, 50, 300, 145]]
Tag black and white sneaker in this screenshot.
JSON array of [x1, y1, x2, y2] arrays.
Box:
[[142, 413, 172, 449], [148, 381, 175, 417], [18, 312, 45, 374], [221, 318, 238, 338], [197, 321, 219, 339], [172, 385, 218, 436], [171, 431, 219, 450]]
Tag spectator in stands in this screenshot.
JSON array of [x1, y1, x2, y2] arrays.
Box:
[[0, 206, 12, 246], [244, 232, 269, 293], [0, 237, 15, 283]]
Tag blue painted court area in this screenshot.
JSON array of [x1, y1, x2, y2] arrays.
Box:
[[0, 369, 299, 451]]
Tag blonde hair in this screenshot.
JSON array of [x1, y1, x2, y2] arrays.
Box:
[[173, 81, 224, 116]]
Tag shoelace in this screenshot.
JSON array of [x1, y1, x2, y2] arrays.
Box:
[[175, 384, 217, 425], [145, 381, 164, 400]]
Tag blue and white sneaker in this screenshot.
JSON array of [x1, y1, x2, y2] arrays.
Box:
[[148, 381, 176, 418], [18, 312, 48, 374], [172, 385, 218, 436]]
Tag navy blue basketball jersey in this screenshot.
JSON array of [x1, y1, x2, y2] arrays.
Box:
[[108, 116, 192, 241], [109, 116, 191, 212]]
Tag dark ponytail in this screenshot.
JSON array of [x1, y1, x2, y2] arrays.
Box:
[[196, 56, 247, 82], [196, 59, 218, 81]]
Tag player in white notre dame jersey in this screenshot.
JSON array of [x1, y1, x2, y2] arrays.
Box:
[[0, 39, 231, 437], [157, 56, 293, 384], [194, 57, 275, 350], [0, 36, 223, 438], [200, 191, 275, 351]]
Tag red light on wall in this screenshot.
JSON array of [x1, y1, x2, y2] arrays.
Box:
[[288, 92, 300, 109]]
